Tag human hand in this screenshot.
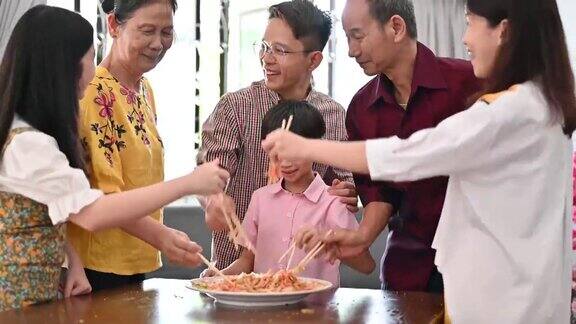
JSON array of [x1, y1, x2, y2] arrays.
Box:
[[328, 179, 359, 213]]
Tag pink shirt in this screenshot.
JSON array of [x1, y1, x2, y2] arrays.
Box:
[[242, 173, 359, 287]]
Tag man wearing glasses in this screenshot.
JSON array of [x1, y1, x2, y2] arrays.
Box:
[[201, 0, 358, 270]]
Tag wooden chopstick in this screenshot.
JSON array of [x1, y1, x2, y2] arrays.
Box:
[[291, 230, 333, 273], [200, 148, 254, 254], [267, 115, 294, 185], [286, 244, 296, 270], [285, 115, 293, 131], [229, 210, 255, 252], [197, 253, 234, 285], [278, 241, 296, 263], [223, 179, 230, 194], [292, 244, 323, 274], [298, 241, 323, 267], [221, 204, 255, 253]]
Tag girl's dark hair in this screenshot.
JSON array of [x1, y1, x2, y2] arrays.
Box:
[[0, 5, 94, 168], [101, 0, 178, 23], [261, 100, 326, 140], [467, 0, 576, 135]]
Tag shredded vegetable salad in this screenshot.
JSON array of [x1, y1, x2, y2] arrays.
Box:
[[196, 270, 326, 293]]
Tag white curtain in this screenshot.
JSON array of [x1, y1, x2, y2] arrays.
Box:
[[413, 0, 467, 59], [0, 0, 46, 59]]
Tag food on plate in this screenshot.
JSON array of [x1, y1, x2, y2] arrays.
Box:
[[194, 270, 327, 293]]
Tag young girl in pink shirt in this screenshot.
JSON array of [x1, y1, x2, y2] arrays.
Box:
[[208, 100, 374, 286]]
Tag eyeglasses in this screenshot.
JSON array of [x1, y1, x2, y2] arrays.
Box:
[[253, 41, 314, 60]]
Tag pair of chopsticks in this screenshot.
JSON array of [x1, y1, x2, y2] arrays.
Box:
[[217, 180, 255, 253], [198, 161, 255, 253], [278, 241, 297, 270], [267, 115, 293, 185], [197, 253, 234, 285], [278, 230, 333, 274], [222, 205, 256, 253], [196, 165, 253, 282], [281, 115, 293, 132]]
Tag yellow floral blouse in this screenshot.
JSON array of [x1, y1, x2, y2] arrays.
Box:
[[67, 66, 164, 275]]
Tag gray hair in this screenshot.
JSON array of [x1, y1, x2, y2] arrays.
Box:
[[366, 0, 417, 39]]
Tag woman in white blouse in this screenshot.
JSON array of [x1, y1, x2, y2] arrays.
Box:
[[262, 0, 576, 323], [0, 6, 228, 311]]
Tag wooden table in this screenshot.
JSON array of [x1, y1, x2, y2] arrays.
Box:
[[0, 279, 444, 323]]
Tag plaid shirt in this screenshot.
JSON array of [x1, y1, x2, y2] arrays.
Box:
[[201, 80, 353, 269]]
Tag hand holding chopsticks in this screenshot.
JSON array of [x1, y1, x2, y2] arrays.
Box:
[[221, 203, 256, 253], [291, 230, 333, 274], [278, 229, 334, 274], [214, 181, 255, 253], [200, 163, 255, 253], [267, 115, 293, 185]]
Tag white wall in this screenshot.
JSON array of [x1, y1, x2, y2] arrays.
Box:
[[558, 0, 576, 72], [146, 1, 197, 182], [330, 0, 372, 109], [558, 0, 576, 143], [0, 0, 46, 58], [46, 0, 73, 10]]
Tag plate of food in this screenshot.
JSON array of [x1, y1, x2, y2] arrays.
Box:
[[188, 270, 333, 307]]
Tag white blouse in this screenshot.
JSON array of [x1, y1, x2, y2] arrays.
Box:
[[0, 117, 103, 225], [366, 81, 571, 324]]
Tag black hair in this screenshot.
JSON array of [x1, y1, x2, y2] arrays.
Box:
[[268, 0, 332, 52], [467, 0, 576, 135], [101, 0, 177, 22], [261, 100, 326, 140], [0, 5, 94, 169]]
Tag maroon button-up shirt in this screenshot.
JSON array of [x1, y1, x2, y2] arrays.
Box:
[[346, 42, 479, 291]]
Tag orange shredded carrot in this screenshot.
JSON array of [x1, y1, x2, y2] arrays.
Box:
[[204, 270, 323, 292]]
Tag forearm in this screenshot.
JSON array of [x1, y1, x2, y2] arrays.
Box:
[[64, 242, 84, 269], [120, 216, 167, 250], [222, 250, 254, 275], [358, 202, 393, 246], [342, 250, 375, 274], [69, 176, 189, 232], [307, 140, 369, 175]]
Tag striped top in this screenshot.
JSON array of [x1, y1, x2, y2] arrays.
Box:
[[201, 80, 352, 268]]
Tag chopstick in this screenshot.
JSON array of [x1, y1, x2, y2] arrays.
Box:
[[278, 241, 298, 270], [292, 244, 323, 274], [291, 230, 333, 274], [197, 253, 234, 285], [223, 208, 256, 253], [200, 158, 254, 254], [223, 178, 230, 194], [286, 244, 296, 270], [278, 241, 296, 263], [285, 115, 293, 131], [206, 176, 254, 253], [294, 241, 323, 271], [267, 115, 293, 185]]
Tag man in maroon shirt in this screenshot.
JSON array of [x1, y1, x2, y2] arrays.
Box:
[[328, 0, 479, 292]]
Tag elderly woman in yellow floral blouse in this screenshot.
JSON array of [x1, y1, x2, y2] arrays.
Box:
[[68, 0, 189, 290]]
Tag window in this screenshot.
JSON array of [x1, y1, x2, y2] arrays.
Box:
[[146, 1, 197, 184]]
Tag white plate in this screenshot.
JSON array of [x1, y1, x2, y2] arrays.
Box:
[[187, 276, 333, 307]]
